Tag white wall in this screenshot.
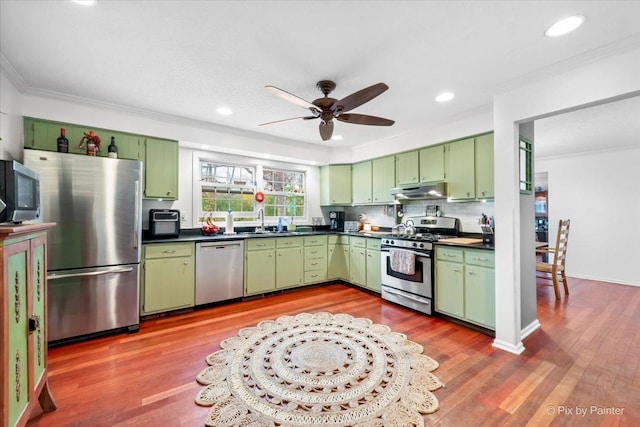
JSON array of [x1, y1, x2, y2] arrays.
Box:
[[493, 46, 640, 354], [0, 71, 23, 160], [537, 148, 640, 286]]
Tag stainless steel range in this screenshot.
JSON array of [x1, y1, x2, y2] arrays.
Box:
[[380, 216, 460, 315]]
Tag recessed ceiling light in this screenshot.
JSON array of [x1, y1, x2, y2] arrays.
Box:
[[216, 106, 233, 116], [72, 0, 97, 6], [331, 135, 343, 141], [545, 15, 585, 37], [435, 92, 455, 103]]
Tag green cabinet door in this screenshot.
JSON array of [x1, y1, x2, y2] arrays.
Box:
[[372, 156, 395, 204], [30, 238, 46, 384], [7, 247, 30, 427], [352, 161, 372, 204], [142, 137, 179, 199], [276, 247, 303, 288], [446, 138, 476, 200], [328, 244, 349, 280], [465, 265, 495, 328], [435, 261, 465, 317], [395, 151, 419, 186], [419, 145, 445, 183], [366, 248, 381, 292], [142, 243, 194, 314], [24, 118, 61, 152], [320, 165, 352, 205], [349, 246, 367, 287], [475, 133, 494, 199], [245, 249, 276, 294]]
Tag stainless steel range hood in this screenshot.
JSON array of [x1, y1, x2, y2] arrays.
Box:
[[390, 182, 447, 200]]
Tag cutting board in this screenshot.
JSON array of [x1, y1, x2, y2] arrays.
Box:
[[439, 237, 483, 245]]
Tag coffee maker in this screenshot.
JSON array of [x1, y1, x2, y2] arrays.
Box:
[[329, 211, 345, 231]]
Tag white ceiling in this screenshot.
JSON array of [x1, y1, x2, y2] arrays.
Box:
[[1, 0, 639, 155]]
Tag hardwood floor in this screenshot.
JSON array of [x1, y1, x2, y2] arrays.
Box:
[[27, 279, 639, 427]]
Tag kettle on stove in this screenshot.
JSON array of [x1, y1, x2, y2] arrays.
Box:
[[404, 219, 417, 236]]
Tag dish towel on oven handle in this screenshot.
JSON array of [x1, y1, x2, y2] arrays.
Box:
[[390, 249, 416, 275]]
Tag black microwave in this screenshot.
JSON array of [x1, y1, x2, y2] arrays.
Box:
[[0, 159, 40, 224], [149, 209, 180, 238]]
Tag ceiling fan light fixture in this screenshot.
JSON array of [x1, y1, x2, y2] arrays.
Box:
[[435, 92, 455, 103], [545, 15, 585, 37]]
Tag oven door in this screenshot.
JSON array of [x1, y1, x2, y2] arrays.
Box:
[[380, 248, 432, 298]]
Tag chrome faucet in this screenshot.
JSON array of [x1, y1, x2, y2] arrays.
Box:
[[256, 208, 264, 231]]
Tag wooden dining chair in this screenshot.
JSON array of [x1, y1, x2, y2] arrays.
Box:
[[536, 219, 571, 300]]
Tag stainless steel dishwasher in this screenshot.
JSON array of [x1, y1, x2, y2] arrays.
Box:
[[195, 240, 244, 305]]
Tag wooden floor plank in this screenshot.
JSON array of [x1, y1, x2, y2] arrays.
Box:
[[25, 279, 639, 426]]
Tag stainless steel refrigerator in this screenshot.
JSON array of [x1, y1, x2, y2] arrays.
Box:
[[24, 150, 142, 342]]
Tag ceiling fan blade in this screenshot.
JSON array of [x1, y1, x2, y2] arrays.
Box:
[[259, 116, 317, 126], [265, 85, 321, 113], [336, 113, 395, 126], [319, 120, 334, 141], [331, 82, 389, 113]]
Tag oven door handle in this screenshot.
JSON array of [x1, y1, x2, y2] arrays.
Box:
[[383, 286, 431, 303], [381, 248, 431, 258]]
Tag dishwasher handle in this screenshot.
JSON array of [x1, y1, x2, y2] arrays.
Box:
[[198, 242, 243, 250]]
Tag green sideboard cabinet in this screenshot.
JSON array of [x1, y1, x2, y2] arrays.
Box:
[[1, 224, 57, 427], [23, 117, 179, 200], [141, 242, 195, 315]]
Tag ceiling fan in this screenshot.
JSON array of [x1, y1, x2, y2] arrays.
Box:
[[260, 80, 395, 141]]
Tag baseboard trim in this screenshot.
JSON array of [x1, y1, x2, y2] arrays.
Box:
[[521, 319, 541, 340], [492, 338, 525, 355]]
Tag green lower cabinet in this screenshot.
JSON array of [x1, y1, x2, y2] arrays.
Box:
[[304, 235, 328, 284], [276, 247, 303, 289], [142, 243, 195, 315], [349, 237, 367, 287], [245, 249, 276, 294], [328, 238, 349, 281], [435, 246, 495, 330], [366, 248, 381, 292]]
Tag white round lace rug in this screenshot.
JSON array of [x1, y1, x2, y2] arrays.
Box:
[[195, 312, 443, 426]]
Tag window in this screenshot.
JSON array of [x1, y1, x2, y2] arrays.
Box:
[[262, 168, 306, 220], [519, 138, 533, 194], [199, 161, 255, 222]]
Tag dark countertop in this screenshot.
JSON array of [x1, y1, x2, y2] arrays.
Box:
[[142, 228, 387, 245]]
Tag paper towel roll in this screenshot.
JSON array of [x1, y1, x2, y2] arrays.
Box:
[[225, 212, 234, 234]]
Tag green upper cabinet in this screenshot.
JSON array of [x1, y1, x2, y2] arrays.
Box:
[[395, 151, 419, 186], [475, 133, 494, 199], [352, 161, 372, 204], [320, 164, 352, 205], [142, 137, 179, 200], [446, 137, 476, 200], [419, 145, 445, 183], [23, 117, 178, 200], [371, 156, 395, 204]]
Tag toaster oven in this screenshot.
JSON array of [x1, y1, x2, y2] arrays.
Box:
[[149, 209, 180, 238]]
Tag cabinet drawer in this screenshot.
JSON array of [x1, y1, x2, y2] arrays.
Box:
[[304, 257, 327, 271], [350, 236, 367, 248], [304, 269, 327, 283], [304, 235, 328, 246], [246, 238, 276, 251], [276, 237, 302, 248], [304, 246, 327, 259], [464, 250, 495, 268], [436, 246, 464, 262], [144, 242, 193, 259], [328, 235, 349, 244], [366, 238, 381, 250]]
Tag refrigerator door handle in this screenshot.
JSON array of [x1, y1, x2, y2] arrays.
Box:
[[48, 267, 134, 281], [134, 180, 140, 249]]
